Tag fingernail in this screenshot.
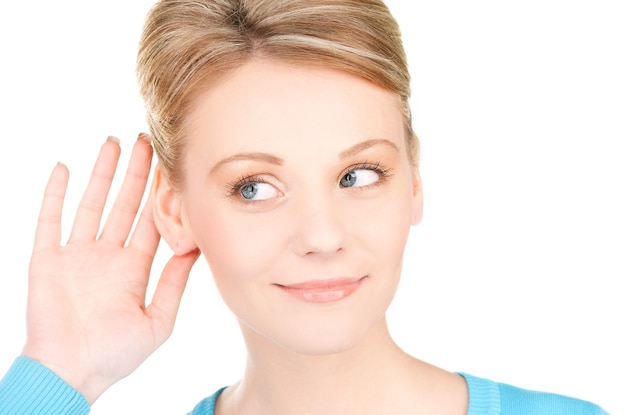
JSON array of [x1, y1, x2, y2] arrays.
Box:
[[138, 132, 151, 142], [107, 135, 120, 144]]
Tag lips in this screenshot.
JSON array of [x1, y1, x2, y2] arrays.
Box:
[[276, 277, 365, 303]]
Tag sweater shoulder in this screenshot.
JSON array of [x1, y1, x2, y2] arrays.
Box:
[[498, 381, 608, 415], [459, 372, 608, 415]]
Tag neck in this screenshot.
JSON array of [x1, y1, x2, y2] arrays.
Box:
[[220, 317, 435, 415]]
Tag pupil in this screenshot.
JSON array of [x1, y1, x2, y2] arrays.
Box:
[[341, 171, 357, 187], [241, 183, 258, 199]]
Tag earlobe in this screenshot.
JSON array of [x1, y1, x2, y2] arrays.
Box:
[[152, 166, 198, 255], [410, 169, 423, 226]]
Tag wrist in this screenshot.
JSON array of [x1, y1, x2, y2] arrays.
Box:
[[21, 346, 108, 405]]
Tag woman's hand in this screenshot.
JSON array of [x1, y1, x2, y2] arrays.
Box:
[[21, 135, 199, 404]]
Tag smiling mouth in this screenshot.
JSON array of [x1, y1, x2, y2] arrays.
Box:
[[276, 277, 366, 303]]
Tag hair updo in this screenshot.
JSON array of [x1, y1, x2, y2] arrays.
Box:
[[137, 0, 418, 188]]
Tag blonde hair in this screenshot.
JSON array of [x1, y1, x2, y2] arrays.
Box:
[[137, 0, 418, 188]]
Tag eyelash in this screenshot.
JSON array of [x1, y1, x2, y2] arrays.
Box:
[[339, 161, 393, 187], [225, 161, 393, 200], [225, 175, 271, 199]]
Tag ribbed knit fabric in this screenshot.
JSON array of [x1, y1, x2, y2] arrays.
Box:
[[459, 373, 609, 415], [0, 357, 89, 415], [187, 387, 225, 415], [460, 373, 501, 415]]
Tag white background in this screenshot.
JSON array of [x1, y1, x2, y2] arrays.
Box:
[[0, 1, 624, 414]]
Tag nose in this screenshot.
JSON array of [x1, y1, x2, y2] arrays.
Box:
[[290, 191, 345, 257]]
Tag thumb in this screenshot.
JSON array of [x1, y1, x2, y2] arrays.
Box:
[[146, 249, 201, 340]]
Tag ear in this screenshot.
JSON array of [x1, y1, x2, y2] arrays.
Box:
[[152, 166, 198, 255], [410, 167, 423, 226]]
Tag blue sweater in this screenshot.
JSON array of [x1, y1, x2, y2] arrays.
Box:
[[0, 357, 608, 414]]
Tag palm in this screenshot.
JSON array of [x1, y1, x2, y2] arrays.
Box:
[[22, 137, 199, 404]]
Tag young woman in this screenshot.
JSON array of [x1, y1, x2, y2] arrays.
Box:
[[0, 1, 618, 414]]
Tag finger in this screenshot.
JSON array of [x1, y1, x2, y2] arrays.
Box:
[[127, 189, 160, 256], [146, 250, 200, 340], [33, 163, 70, 251], [68, 137, 121, 243], [99, 135, 153, 245]]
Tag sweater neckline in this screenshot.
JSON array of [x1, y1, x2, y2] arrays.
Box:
[[203, 374, 500, 415]]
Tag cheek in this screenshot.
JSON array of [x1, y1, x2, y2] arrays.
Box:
[[373, 210, 411, 288], [361, 192, 413, 303], [184, 201, 286, 290], [355, 188, 413, 258]]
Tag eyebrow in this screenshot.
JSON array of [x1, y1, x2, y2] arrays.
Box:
[[339, 138, 400, 159], [210, 152, 284, 174], [210, 138, 399, 174]]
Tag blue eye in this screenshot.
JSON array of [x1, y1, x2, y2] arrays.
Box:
[[340, 168, 381, 188], [239, 181, 280, 201]]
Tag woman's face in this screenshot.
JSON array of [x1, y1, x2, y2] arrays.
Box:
[[176, 59, 422, 355]]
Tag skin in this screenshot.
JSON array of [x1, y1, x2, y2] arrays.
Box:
[[154, 59, 467, 414], [20, 58, 466, 414], [23, 136, 199, 403]]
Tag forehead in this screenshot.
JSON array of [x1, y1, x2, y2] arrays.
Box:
[[184, 59, 406, 157]]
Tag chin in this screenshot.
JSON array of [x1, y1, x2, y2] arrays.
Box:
[[238, 303, 390, 358], [284, 325, 370, 356]]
